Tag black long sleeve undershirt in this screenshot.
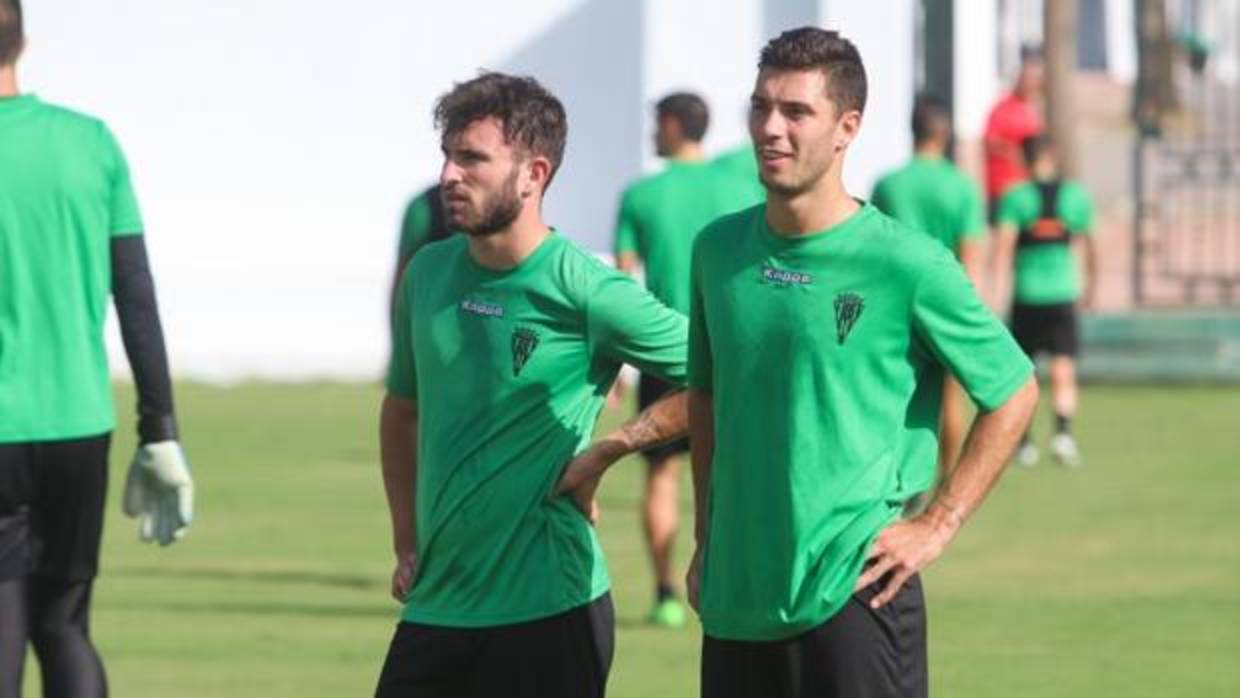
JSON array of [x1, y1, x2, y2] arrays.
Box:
[[111, 235, 178, 444]]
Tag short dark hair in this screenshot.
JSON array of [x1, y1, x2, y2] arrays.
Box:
[[656, 92, 709, 142], [1021, 133, 1053, 168], [434, 72, 568, 187], [0, 0, 22, 67], [911, 94, 951, 145], [758, 27, 867, 114]]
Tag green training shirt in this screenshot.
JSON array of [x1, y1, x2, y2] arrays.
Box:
[[870, 155, 985, 253], [0, 95, 144, 443], [397, 185, 452, 262], [688, 203, 1032, 641], [388, 232, 688, 626], [614, 160, 747, 314], [997, 180, 1094, 305]]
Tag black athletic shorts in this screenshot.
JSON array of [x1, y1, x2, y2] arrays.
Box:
[[701, 573, 927, 698], [0, 434, 111, 582], [375, 593, 614, 698], [637, 374, 689, 463], [1010, 302, 1079, 358]]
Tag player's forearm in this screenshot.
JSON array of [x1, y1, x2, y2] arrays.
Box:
[[111, 236, 178, 444], [957, 241, 984, 291], [590, 388, 689, 465], [688, 389, 714, 545], [924, 377, 1038, 535], [380, 394, 418, 558]]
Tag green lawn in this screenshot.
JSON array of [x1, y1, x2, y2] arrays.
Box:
[[22, 383, 1240, 696]]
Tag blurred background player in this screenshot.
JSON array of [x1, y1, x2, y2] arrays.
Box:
[[710, 141, 766, 211], [0, 1, 194, 696], [612, 92, 737, 628], [872, 94, 986, 485], [992, 134, 1097, 467], [389, 183, 454, 316], [983, 46, 1044, 224]]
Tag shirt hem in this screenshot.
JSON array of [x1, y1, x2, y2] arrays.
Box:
[[401, 586, 611, 628]]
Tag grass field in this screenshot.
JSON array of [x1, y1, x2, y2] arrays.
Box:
[[21, 382, 1240, 697]]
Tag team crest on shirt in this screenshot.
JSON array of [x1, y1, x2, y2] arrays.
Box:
[[510, 326, 540, 377], [833, 292, 865, 345]]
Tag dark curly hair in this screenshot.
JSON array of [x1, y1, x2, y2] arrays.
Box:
[[758, 27, 867, 115], [0, 0, 22, 67], [434, 72, 568, 188]]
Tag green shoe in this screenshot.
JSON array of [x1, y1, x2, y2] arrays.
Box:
[[647, 598, 687, 628]]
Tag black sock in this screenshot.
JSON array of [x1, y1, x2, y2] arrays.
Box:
[[1055, 414, 1071, 435], [656, 583, 676, 603]]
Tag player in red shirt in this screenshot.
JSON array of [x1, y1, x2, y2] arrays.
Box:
[[983, 48, 1044, 220]]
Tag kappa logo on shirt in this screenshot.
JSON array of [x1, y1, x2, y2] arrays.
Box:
[[761, 265, 814, 286], [460, 299, 505, 318], [833, 292, 865, 345], [510, 326, 540, 377]]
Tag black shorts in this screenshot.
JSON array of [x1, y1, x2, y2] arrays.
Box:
[[637, 374, 689, 463], [0, 434, 111, 582], [1010, 302, 1079, 357], [375, 593, 615, 698], [701, 574, 927, 698]]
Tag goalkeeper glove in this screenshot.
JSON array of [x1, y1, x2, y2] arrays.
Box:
[[123, 441, 194, 545]]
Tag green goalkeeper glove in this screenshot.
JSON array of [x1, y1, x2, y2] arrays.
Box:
[[123, 441, 194, 545]]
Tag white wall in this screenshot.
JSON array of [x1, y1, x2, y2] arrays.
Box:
[[17, 0, 917, 381]]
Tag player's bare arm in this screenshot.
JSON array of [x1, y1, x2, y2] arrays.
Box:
[[380, 393, 418, 601], [684, 388, 713, 611], [856, 376, 1038, 607], [1077, 234, 1098, 310], [555, 388, 688, 521]]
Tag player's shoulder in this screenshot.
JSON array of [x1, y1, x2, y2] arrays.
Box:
[[695, 204, 761, 249], [407, 231, 466, 274], [864, 206, 956, 268], [24, 98, 112, 136]]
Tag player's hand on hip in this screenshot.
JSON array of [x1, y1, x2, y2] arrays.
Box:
[[685, 546, 704, 613], [554, 444, 619, 524], [122, 441, 194, 546], [854, 511, 958, 609], [391, 552, 418, 602]]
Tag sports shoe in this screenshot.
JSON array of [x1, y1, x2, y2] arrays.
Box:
[[647, 598, 687, 628], [1014, 442, 1040, 468], [1049, 433, 1082, 468]]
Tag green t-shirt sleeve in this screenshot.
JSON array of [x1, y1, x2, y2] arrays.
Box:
[[995, 188, 1025, 230], [1062, 184, 1095, 234], [398, 194, 434, 261], [386, 270, 417, 399], [687, 240, 712, 391], [587, 273, 687, 385], [912, 258, 1033, 412], [959, 181, 986, 240], [102, 125, 144, 237], [613, 190, 639, 256]]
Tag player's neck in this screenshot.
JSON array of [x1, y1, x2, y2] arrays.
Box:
[[466, 205, 551, 271], [765, 170, 859, 237], [0, 66, 18, 98], [668, 142, 705, 163], [914, 142, 946, 160]]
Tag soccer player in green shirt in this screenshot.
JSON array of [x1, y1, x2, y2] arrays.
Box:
[[0, 2, 194, 694], [872, 94, 987, 485], [992, 135, 1097, 468], [612, 92, 734, 628], [686, 28, 1039, 697], [377, 72, 690, 698]]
